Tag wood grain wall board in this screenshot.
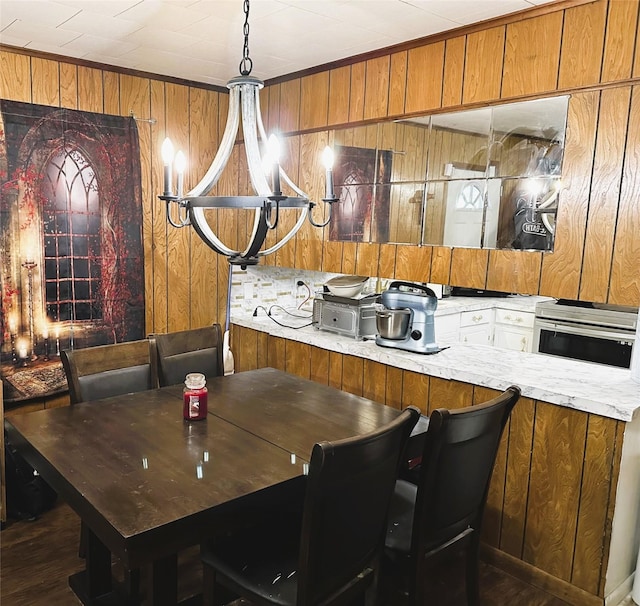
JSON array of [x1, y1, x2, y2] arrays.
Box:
[[395, 245, 432, 283], [450, 248, 488, 289], [609, 85, 640, 306], [364, 56, 390, 120], [405, 42, 445, 114], [540, 91, 599, 299], [388, 51, 408, 116], [378, 244, 397, 279], [363, 359, 388, 405], [278, 78, 301, 134], [321, 240, 344, 273], [299, 72, 329, 131], [558, 0, 607, 88], [310, 346, 330, 386], [442, 36, 466, 108], [462, 27, 506, 104], [502, 12, 563, 98], [150, 79, 170, 334], [500, 396, 535, 559], [327, 66, 351, 127], [602, 0, 640, 83], [328, 351, 344, 390], [285, 340, 312, 379], [267, 334, 286, 371], [427, 377, 473, 414], [571, 414, 618, 595], [266, 82, 281, 134], [400, 370, 429, 414], [523, 402, 588, 582], [0, 51, 31, 101], [486, 249, 542, 295], [31, 57, 59, 106], [77, 67, 103, 113], [59, 63, 78, 110], [355, 242, 380, 277], [635, 9, 640, 77], [349, 62, 366, 123], [239, 324, 260, 372], [384, 366, 404, 410], [342, 355, 364, 396], [428, 246, 452, 284], [101, 71, 119, 115], [342, 242, 358, 275], [579, 86, 631, 303], [256, 329, 269, 369]]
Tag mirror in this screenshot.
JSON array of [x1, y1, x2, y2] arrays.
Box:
[[328, 95, 569, 251]]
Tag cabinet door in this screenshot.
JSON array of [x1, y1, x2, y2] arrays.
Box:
[[460, 323, 493, 345], [435, 313, 460, 344], [494, 325, 532, 352]]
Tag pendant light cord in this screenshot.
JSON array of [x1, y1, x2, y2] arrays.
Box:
[[239, 0, 253, 76]]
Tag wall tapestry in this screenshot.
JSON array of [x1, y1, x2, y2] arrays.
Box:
[[329, 145, 392, 243], [0, 100, 144, 405]]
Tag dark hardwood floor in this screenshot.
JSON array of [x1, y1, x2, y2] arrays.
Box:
[[1, 500, 575, 606]]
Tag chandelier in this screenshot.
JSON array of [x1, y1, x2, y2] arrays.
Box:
[[159, 0, 338, 267]]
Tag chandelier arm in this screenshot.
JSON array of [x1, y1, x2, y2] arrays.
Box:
[[242, 83, 272, 196], [186, 86, 242, 198], [260, 207, 309, 257], [265, 202, 279, 230], [189, 207, 240, 257], [308, 201, 332, 228], [241, 209, 270, 260]]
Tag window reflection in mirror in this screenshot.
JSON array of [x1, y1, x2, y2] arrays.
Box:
[[328, 95, 569, 251]]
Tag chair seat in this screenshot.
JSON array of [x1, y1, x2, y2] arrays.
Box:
[[202, 513, 302, 606], [385, 479, 417, 554]]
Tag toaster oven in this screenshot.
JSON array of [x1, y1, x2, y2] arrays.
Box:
[[313, 294, 379, 340]]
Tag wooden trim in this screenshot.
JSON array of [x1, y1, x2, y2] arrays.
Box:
[[481, 545, 603, 606]]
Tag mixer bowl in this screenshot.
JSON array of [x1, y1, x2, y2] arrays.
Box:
[[376, 308, 411, 340]]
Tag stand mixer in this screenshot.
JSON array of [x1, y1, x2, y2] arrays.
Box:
[[375, 281, 440, 354]]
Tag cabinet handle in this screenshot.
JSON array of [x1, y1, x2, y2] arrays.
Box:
[[516, 316, 523, 323], [473, 315, 482, 322], [521, 336, 527, 351], [504, 314, 512, 321]]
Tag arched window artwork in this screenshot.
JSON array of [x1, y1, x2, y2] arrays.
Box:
[[455, 182, 484, 210], [42, 146, 102, 323]]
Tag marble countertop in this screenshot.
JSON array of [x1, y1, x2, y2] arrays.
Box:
[[233, 295, 640, 422]]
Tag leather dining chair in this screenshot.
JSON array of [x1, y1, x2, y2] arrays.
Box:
[[382, 386, 521, 606], [154, 324, 224, 387], [61, 338, 158, 404], [200, 406, 421, 606]]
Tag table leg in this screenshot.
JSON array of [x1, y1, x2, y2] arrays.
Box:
[[68, 526, 113, 604], [146, 553, 178, 606]]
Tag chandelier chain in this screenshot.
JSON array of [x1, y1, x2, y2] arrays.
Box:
[[239, 0, 253, 76]]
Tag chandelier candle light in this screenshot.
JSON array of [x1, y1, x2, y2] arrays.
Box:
[[159, 0, 339, 267]]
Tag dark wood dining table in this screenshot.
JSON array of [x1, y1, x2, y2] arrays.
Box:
[[4, 367, 408, 606]]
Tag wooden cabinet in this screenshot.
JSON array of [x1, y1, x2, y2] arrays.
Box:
[[493, 308, 535, 352], [435, 312, 460, 344], [459, 308, 494, 345]]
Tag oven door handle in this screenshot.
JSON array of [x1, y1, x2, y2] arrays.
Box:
[[534, 319, 635, 343]]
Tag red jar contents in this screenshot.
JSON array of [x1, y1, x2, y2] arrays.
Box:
[[183, 373, 208, 421]]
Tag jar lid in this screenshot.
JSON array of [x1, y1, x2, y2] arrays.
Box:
[[185, 372, 206, 389]]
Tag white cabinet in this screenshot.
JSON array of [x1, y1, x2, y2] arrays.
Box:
[[459, 308, 494, 345], [435, 313, 460, 345], [493, 308, 535, 352]]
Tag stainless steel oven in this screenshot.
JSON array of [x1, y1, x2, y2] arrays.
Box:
[[533, 300, 638, 368]]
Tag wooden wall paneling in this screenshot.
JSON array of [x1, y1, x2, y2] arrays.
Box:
[[500, 396, 535, 558], [310, 346, 329, 386], [449, 248, 488, 289], [362, 359, 388, 404], [355, 242, 379, 277], [378, 244, 397, 279], [405, 42, 445, 114], [349, 62, 366, 123], [388, 51, 407, 117], [395, 245, 432, 283], [427, 378, 473, 414], [299, 72, 329, 131], [635, 10, 640, 78], [31, 57, 59, 106], [266, 83, 281, 133], [609, 85, 640, 306], [428, 246, 452, 284], [189, 87, 220, 328], [571, 414, 618, 595], [150, 79, 169, 334], [385, 366, 404, 410], [579, 87, 631, 303], [442, 36, 465, 108], [400, 370, 429, 414], [502, 12, 563, 98], [103, 71, 120, 115], [321, 240, 344, 273], [278, 78, 300, 134], [363, 55, 390, 120], [256, 329, 269, 368], [0, 50, 31, 101], [328, 351, 344, 390], [59, 63, 78, 110], [486, 250, 542, 295], [602, 0, 640, 83], [267, 334, 286, 371], [236, 325, 259, 372], [327, 66, 351, 127], [164, 82, 192, 329], [342, 355, 364, 396], [342, 242, 357, 274], [558, 0, 607, 88], [523, 402, 588, 582], [540, 91, 599, 299], [77, 67, 103, 113], [462, 27, 505, 104]]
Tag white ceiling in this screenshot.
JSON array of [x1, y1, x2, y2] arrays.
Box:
[[1, 0, 559, 88]]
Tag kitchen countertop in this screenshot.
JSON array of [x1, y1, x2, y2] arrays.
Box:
[[233, 295, 640, 422]]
